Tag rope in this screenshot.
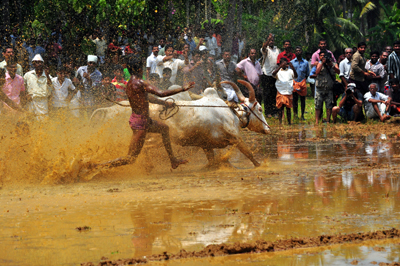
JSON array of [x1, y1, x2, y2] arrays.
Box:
[[242, 103, 270, 129]]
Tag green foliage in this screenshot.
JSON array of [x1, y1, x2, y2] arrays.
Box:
[[367, 1, 400, 48]]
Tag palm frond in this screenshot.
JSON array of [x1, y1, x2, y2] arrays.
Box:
[[359, 2, 376, 18]]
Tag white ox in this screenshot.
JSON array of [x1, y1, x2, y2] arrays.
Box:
[[90, 80, 270, 167]]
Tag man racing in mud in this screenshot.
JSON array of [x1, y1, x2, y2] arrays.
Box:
[[95, 57, 194, 170]]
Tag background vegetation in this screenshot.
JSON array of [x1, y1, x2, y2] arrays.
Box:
[[0, 0, 399, 56]]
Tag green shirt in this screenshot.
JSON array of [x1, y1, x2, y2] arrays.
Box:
[[123, 68, 131, 81]]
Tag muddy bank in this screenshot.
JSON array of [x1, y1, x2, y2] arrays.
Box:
[[81, 228, 400, 265]]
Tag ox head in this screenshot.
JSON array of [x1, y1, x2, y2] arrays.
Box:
[[221, 80, 270, 134]]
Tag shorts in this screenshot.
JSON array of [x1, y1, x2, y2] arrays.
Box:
[[129, 113, 153, 130], [338, 107, 355, 121], [315, 89, 334, 110], [276, 91, 293, 109]]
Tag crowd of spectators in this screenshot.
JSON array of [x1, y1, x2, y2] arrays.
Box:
[[0, 22, 399, 125]]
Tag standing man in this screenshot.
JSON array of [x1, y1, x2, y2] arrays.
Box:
[[290, 46, 310, 120], [339, 48, 353, 89], [235, 48, 263, 102], [365, 51, 386, 92], [385, 46, 393, 55], [205, 28, 218, 57], [387, 41, 400, 80], [1, 59, 26, 113], [76, 55, 102, 114], [277, 40, 295, 64], [311, 39, 337, 67], [310, 50, 339, 124], [0, 46, 24, 77], [260, 33, 280, 118], [146, 45, 159, 80], [23, 54, 53, 120], [183, 50, 208, 95], [92, 59, 194, 170], [349, 42, 373, 94], [216, 50, 238, 102], [156, 44, 174, 78]]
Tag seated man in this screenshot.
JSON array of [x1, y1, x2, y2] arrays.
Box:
[[332, 83, 363, 123], [385, 78, 400, 116], [364, 83, 391, 122]]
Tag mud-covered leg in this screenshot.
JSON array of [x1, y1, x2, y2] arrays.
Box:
[[202, 147, 216, 168], [236, 139, 261, 167]]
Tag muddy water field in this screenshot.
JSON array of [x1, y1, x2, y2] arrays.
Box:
[[2, 116, 400, 265]]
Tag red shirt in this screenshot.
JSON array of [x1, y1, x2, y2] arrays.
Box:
[[277, 51, 296, 64]]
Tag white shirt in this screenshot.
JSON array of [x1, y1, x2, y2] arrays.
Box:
[[51, 77, 76, 107], [274, 68, 294, 95], [92, 38, 107, 56], [364, 91, 388, 110], [155, 55, 175, 78], [24, 70, 52, 98], [170, 59, 186, 84], [260, 46, 280, 76], [146, 53, 158, 75], [339, 58, 351, 80], [205, 36, 218, 55]]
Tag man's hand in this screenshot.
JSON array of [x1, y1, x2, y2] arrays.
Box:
[[194, 60, 203, 68], [182, 82, 195, 91], [164, 99, 176, 109], [288, 62, 294, 69], [45, 68, 50, 77], [83, 72, 90, 80]]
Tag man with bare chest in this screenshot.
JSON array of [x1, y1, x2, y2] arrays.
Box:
[[97, 58, 194, 170]]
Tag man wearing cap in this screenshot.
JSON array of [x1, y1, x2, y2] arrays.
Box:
[[332, 83, 363, 123], [76, 55, 102, 113], [0, 45, 24, 77], [23, 54, 53, 120]]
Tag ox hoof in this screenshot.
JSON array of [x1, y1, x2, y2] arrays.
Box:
[[253, 162, 261, 168], [171, 159, 188, 169]]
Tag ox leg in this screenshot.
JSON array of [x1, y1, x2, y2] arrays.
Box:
[[236, 140, 261, 167], [202, 147, 216, 168]]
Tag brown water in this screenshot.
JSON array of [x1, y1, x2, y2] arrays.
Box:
[[1, 116, 400, 265]]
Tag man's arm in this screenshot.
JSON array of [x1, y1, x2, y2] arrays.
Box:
[[315, 61, 324, 76], [144, 81, 195, 97], [338, 94, 347, 108], [0, 91, 23, 111], [288, 62, 298, 79]]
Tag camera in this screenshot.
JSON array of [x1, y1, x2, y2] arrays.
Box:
[[324, 53, 332, 64], [346, 88, 354, 95]]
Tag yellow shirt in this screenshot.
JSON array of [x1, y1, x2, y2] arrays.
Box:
[[24, 70, 52, 98]]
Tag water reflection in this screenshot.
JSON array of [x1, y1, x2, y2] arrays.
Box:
[[2, 129, 400, 265]]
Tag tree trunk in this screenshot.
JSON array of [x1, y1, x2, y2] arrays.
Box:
[[223, 0, 236, 51], [195, 0, 201, 25], [186, 0, 189, 27], [237, 0, 243, 34], [0, 0, 11, 39]]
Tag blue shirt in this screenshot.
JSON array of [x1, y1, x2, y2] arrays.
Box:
[[310, 66, 317, 76], [185, 39, 196, 52], [290, 57, 310, 82]]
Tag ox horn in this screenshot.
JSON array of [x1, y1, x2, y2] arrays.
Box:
[[221, 81, 246, 102], [237, 80, 256, 103]]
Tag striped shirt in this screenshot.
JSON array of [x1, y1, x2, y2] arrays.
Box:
[[387, 52, 400, 80], [112, 77, 127, 101]]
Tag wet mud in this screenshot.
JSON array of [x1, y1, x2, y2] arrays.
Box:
[[81, 228, 400, 265], [3, 115, 400, 265]]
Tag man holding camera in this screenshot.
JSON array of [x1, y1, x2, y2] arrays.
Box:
[[332, 83, 363, 123], [310, 50, 339, 124]]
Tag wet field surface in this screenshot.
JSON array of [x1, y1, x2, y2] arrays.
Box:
[[1, 124, 400, 265]]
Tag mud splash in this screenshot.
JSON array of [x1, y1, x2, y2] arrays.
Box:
[[81, 228, 400, 265]]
